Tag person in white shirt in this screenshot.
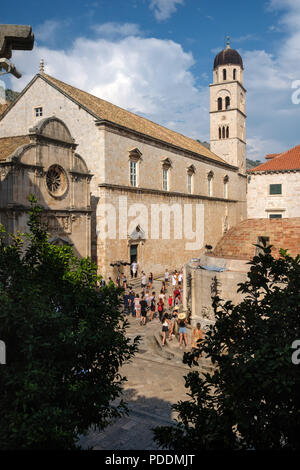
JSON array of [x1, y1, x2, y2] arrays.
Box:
[[131, 261, 137, 278], [141, 272, 147, 289], [165, 269, 169, 286], [172, 273, 176, 288]]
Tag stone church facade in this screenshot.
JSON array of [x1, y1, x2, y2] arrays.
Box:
[[0, 116, 92, 258], [0, 44, 247, 279]]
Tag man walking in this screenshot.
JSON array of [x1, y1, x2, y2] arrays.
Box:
[[131, 261, 137, 278]]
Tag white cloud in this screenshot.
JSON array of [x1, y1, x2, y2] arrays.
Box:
[[149, 0, 184, 21], [91, 22, 142, 38], [234, 0, 300, 160], [9, 34, 209, 142], [35, 19, 67, 44]]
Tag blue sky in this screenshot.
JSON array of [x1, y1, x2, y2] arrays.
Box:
[[1, 0, 300, 161]]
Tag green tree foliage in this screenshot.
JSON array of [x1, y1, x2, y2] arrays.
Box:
[[153, 243, 300, 450], [0, 197, 139, 449]]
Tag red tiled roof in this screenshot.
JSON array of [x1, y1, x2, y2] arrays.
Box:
[[248, 144, 300, 172], [265, 153, 279, 160]]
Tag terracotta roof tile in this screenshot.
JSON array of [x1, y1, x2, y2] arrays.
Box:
[[0, 135, 30, 161], [248, 144, 300, 172], [265, 153, 279, 160], [41, 73, 227, 165]]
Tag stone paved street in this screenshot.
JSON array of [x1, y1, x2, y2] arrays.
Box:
[[79, 278, 213, 450]]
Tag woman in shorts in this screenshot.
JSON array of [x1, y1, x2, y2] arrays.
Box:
[[177, 314, 188, 348], [161, 313, 170, 347]]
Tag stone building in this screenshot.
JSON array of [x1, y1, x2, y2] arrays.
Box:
[[0, 116, 92, 257], [0, 45, 247, 279], [247, 145, 300, 219], [210, 38, 246, 173]]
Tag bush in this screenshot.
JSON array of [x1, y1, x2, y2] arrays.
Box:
[[0, 198, 139, 449], [153, 243, 300, 450]]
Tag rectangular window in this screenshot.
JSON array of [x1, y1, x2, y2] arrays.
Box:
[[34, 107, 43, 117], [208, 178, 212, 197], [269, 184, 282, 195], [224, 181, 228, 198], [269, 213, 282, 219], [163, 168, 168, 191], [130, 160, 137, 187], [187, 174, 192, 194]]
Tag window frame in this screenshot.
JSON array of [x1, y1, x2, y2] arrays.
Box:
[[162, 167, 169, 191], [207, 171, 214, 197], [269, 183, 282, 195], [130, 159, 137, 187], [34, 106, 43, 118]]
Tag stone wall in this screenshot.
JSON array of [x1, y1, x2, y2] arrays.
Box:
[[96, 184, 247, 279], [247, 171, 300, 219], [184, 255, 248, 329]]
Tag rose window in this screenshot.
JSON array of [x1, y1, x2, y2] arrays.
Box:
[[46, 165, 68, 197]]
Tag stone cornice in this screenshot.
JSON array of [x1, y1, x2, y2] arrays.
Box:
[[210, 136, 246, 145], [248, 169, 300, 175], [209, 108, 247, 119], [98, 182, 241, 203], [0, 206, 92, 214], [209, 80, 247, 93]]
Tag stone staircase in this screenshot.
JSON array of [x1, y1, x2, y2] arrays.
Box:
[[125, 315, 215, 374], [126, 273, 165, 292]]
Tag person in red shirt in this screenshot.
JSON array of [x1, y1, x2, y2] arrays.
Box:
[[168, 295, 173, 310], [173, 288, 181, 306]]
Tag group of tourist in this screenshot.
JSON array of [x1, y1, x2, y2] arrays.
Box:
[[121, 268, 203, 356], [103, 267, 203, 356]]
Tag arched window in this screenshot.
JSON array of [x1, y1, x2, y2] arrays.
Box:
[[223, 69, 227, 80], [129, 148, 142, 187], [217, 97, 222, 110], [161, 157, 172, 191], [163, 167, 169, 190], [225, 96, 230, 110], [186, 165, 195, 194], [233, 69, 236, 80], [226, 126, 229, 138], [219, 127, 221, 139], [222, 126, 225, 139], [130, 160, 137, 187]]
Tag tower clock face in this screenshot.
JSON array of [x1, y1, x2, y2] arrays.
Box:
[[46, 164, 68, 197]]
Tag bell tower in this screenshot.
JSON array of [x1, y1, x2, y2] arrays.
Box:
[[209, 37, 246, 174]]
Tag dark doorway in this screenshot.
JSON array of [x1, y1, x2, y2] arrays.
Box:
[[130, 244, 138, 264]]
